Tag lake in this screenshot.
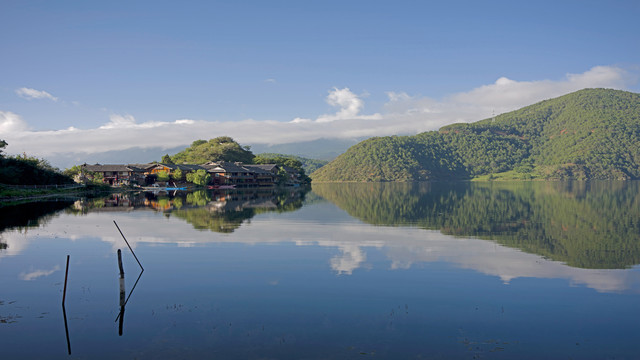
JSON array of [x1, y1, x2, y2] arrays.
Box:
[[1, 182, 640, 359]]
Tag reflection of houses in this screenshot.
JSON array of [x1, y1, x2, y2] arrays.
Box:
[[205, 189, 280, 212]]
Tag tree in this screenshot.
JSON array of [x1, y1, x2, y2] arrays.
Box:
[[276, 167, 290, 185], [157, 170, 170, 182], [161, 154, 174, 164], [64, 166, 104, 184], [1, 152, 72, 185], [186, 169, 211, 186], [0, 139, 6, 156], [172, 168, 183, 181]]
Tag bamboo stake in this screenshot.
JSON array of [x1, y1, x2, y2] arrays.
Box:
[[113, 221, 144, 271]]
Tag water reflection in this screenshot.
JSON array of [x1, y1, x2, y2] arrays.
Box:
[[313, 181, 640, 270], [70, 188, 309, 233], [1, 183, 640, 294], [2, 184, 640, 359], [0, 200, 74, 232], [112, 220, 145, 338]]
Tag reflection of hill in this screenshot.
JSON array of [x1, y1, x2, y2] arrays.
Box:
[[312, 182, 640, 269], [168, 188, 309, 233]]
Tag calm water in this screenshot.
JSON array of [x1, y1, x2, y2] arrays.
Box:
[[1, 182, 640, 359]]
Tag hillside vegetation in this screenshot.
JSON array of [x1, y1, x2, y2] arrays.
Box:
[[167, 136, 255, 164], [256, 153, 328, 175], [311, 88, 640, 181]]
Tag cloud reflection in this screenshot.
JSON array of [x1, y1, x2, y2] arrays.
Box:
[[19, 265, 61, 281], [330, 244, 368, 275]]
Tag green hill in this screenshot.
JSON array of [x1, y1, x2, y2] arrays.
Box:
[[166, 136, 255, 164], [311, 88, 640, 182]]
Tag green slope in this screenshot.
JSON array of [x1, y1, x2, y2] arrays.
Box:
[[168, 136, 255, 164], [311, 88, 640, 182]]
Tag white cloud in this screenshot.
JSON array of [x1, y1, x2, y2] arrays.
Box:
[[294, 87, 383, 123], [0, 111, 29, 133], [320, 87, 366, 122], [15, 87, 59, 102], [0, 65, 636, 163], [100, 114, 137, 129]]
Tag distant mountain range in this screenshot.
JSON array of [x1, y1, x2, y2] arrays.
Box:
[[311, 88, 640, 181], [249, 138, 361, 161], [48, 138, 356, 170]]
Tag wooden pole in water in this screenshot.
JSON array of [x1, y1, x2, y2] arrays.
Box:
[[113, 221, 144, 271], [118, 249, 126, 336], [117, 249, 125, 278], [62, 255, 71, 354], [62, 255, 70, 305]]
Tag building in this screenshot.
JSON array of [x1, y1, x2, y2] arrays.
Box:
[[80, 164, 154, 186], [79, 161, 301, 187]]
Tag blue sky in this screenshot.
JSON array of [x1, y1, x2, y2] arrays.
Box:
[[1, 0, 639, 166]]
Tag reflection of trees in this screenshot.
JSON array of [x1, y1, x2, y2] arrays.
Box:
[[186, 190, 210, 206], [171, 207, 252, 233], [168, 188, 309, 233], [62, 188, 310, 234], [0, 200, 74, 233], [312, 182, 640, 269]]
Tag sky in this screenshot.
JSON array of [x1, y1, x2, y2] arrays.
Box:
[[1, 0, 639, 167]]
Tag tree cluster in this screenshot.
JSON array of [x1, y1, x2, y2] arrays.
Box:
[[0, 141, 72, 185]]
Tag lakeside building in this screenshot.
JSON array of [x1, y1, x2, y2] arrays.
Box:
[[79, 161, 302, 187]]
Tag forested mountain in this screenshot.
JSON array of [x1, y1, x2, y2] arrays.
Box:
[[311, 88, 640, 181]]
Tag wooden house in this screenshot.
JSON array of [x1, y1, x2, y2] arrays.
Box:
[[81, 164, 152, 185]]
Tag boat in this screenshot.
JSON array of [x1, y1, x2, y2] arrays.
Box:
[[165, 187, 187, 191], [142, 184, 166, 191]]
